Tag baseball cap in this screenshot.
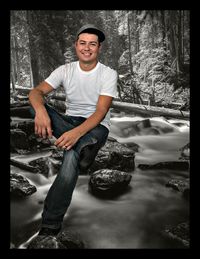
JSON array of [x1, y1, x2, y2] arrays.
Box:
[[76, 24, 105, 43]]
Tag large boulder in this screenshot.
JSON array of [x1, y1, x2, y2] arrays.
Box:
[[88, 169, 132, 198], [88, 139, 135, 174]]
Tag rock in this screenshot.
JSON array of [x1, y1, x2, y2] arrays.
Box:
[[27, 230, 85, 249], [165, 178, 190, 200], [179, 143, 190, 160], [57, 230, 85, 249], [10, 129, 30, 151], [164, 221, 190, 248], [138, 161, 189, 170], [27, 235, 60, 249], [88, 139, 135, 173], [88, 169, 132, 198], [29, 157, 51, 178], [10, 119, 35, 136], [10, 171, 37, 197]]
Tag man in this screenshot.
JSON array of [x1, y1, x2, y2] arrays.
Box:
[[29, 24, 118, 236]]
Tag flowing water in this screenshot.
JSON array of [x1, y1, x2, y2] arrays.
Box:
[[10, 115, 190, 249]]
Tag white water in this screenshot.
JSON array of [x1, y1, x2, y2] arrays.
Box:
[[11, 115, 190, 249]]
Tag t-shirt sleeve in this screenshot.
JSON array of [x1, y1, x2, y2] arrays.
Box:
[[45, 65, 65, 89], [100, 68, 118, 98]]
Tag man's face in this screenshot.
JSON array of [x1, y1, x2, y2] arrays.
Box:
[[75, 33, 101, 64]]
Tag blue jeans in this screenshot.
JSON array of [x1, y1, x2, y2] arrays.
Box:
[[30, 104, 108, 229]]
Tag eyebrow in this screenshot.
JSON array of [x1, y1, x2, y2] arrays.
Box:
[[79, 40, 98, 44]]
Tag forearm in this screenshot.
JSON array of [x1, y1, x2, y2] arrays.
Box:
[[54, 95, 112, 150], [74, 109, 107, 137], [29, 88, 46, 112]]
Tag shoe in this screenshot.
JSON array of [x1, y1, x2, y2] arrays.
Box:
[[38, 227, 61, 236]]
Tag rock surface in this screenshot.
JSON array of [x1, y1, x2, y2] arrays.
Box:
[[88, 169, 132, 198], [88, 139, 135, 173], [10, 171, 37, 197], [164, 221, 189, 248], [27, 230, 85, 249]]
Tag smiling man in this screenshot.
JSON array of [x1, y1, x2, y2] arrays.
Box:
[[29, 24, 118, 237]]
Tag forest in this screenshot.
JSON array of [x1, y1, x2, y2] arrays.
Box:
[[10, 10, 190, 110]]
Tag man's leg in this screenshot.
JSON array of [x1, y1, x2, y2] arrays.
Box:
[[30, 104, 108, 234], [41, 148, 80, 230]]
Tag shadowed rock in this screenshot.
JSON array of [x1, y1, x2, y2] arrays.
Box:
[[165, 178, 190, 200], [138, 161, 189, 170], [27, 230, 85, 249], [88, 139, 135, 173], [57, 230, 85, 249], [10, 129, 30, 152], [179, 143, 190, 160], [27, 235, 60, 249], [88, 169, 132, 198], [164, 221, 190, 248], [10, 171, 37, 197]]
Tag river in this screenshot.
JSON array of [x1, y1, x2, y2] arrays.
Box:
[[10, 114, 190, 249]]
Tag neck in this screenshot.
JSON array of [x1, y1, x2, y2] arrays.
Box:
[[79, 60, 98, 71]]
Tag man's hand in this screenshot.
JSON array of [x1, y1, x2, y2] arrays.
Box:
[[54, 129, 81, 150], [34, 107, 52, 139]]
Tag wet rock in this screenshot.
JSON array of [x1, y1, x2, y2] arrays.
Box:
[[57, 230, 85, 249], [10, 129, 30, 151], [10, 171, 37, 197], [29, 157, 51, 177], [27, 235, 60, 249], [10, 105, 32, 118], [10, 119, 35, 136], [50, 149, 64, 161], [179, 143, 190, 160], [166, 178, 190, 200], [27, 230, 85, 249], [88, 169, 132, 198], [138, 161, 189, 170], [164, 221, 190, 248], [88, 139, 135, 173], [10, 159, 40, 173]]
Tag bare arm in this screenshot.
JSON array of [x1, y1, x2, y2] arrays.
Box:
[[29, 81, 54, 138], [55, 95, 113, 150]]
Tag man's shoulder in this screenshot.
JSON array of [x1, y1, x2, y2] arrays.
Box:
[[99, 62, 117, 77]]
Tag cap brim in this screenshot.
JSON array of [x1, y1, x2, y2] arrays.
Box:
[[77, 28, 105, 42]]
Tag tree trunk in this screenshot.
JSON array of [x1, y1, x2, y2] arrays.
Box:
[[111, 101, 189, 119]]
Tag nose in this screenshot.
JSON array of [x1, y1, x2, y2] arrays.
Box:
[[84, 43, 90, 50]]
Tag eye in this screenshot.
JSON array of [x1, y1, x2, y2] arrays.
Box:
[[90, 43, 97, 47]]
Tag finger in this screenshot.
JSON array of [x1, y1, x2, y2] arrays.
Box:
[[66, 145, 72, 150], [35, 124, 38, 135], [55, 137, 66, 147], [37, 126, 42, 137], [47, 126, 52, 138], [58, 139, 68, 148], [41, 127, 47, 139], [54, 136, 63, 146]]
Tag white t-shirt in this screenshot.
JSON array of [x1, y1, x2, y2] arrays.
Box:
[[45, 61, 118, 130]]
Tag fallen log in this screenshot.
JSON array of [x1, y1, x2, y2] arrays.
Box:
[[111, 101, 189, 119], [12, 90, 189, 119], [10, 159, 40, 173]]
